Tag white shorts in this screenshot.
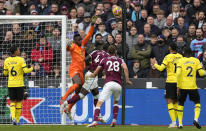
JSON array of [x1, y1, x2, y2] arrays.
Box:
[[99, 81, 122, 102], [83, 71, 98, 91]]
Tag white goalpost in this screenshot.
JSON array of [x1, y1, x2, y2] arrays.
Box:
[[0, 15, 72, 125]]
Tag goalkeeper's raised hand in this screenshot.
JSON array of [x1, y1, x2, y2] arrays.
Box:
[[66, 38, 73, 47], [91, 15, 98, 25]]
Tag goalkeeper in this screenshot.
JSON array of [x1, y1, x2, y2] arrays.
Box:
[[3, 46, 33, 125], [60, 15, 98, 113]]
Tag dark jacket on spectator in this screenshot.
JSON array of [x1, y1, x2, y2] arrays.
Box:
[[13, 2, 29, 15], [31, 43, 53, 74], [131, 42, 152, 69], [184, 33, 196, 47], [36, 4, 51, 15]]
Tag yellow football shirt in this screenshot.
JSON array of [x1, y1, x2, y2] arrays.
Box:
[[3, 56, 33, 87], [176, 57, 205, 89], [154, 53, 183, 83]]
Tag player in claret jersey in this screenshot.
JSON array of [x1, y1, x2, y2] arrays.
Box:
[[62, 43, 109, 120], [87, 45, 133, 127]]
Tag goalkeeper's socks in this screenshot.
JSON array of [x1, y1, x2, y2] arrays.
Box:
[[16, 101, 22, 123], [94, 107, 100, 121], [67, 94, 80, 104], [168, 103, 176, 122], [94, 99, 98, 107], [113, 104, 119, 120], [62, 84, 79, 100], [10, 102, 16, 120], [194, 103, 201, 121], [177, 105, 184, 125]]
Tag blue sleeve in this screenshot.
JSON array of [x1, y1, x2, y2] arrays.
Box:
[[131, 11, 136, 22]]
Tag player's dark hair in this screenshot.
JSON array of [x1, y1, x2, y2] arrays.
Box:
[[10, 45, 18, 55], [95, 33, 102, 38], [73, 34, 81, 41], [169, 42, 177, 51], [107, 45, 116, 55], [183, 47, 193, 57]]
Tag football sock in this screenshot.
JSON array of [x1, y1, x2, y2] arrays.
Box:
[[16, 101, 22, 123], [62, 84, 79, 100], [94, 99, 98, 107], [194, 104, 201, 121], [68, 103, 75, 112], [94, 107, 100, 121], [113, 104, 119, 120], [168, 103, 176, 122], [174, 103, 178, 119], [177, 105, 184, 125], [10, 102, 16, 120], [67, 94, 80, 104]]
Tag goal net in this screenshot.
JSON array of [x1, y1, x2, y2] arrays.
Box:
[[0, 15, 72, 124]]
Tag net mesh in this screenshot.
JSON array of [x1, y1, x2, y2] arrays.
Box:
[[0, 17, 72, 124]]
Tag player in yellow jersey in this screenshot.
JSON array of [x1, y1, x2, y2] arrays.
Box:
[[3, 46, 33, 125], [152, 43, 182, 128], [176, 48, 205, 129]]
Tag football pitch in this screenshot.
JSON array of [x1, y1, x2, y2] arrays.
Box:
[[0, 125, 204, 131]]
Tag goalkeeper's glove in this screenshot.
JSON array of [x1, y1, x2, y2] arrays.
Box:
[[66, 38, 73, 47], [91, 15, 98, 25]]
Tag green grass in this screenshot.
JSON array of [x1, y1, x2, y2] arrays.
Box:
[[0, 125, 204, 131]]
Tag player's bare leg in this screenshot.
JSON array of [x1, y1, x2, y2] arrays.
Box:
[[167, 99, 177, 128], [111, 101, 119, 127], [87, 100, 104, 127]]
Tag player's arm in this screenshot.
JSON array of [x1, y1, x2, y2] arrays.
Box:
[[91, 66, 102, 78], [82, 16, 98, 46], [197, 60, 206, 76], [154, 56, 168, 71], [122, 63, 133, 85], [21, 58, 33, 73], [3, 60, 8, 76]]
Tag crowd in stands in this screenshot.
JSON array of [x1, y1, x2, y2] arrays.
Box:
[[0, 0, 206, 79]]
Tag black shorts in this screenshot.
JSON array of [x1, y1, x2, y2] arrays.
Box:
[[178, 89, 200, 103], [8, 87, 24, 101], [165, 83, 177, 100]]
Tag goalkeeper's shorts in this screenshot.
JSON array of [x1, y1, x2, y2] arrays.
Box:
[[83, 71, 98, 91]]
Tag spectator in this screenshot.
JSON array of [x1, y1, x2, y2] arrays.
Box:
[[190, 28, 206, 59], [92, 22, 108, 43], [187, 0, 205, 21], [154, 10, 166, 29], [176, 35, 187, 55], [126, 20, 133, 32], [69, 7, 77, 24], [124, 0, 134, 20], [126, 26, 138, 70], [181, 0, 193, 10], [201, 50, 206, 69], [12, 23, 22, 44], [22, 30, 37, 56], [102, 0, 113, 21], [5, 0, 19, 13], [150, 35, 169, 77], [13, 0, 29, 15], [51, 0, 70, 10], [131, 2, 141, 22], [163, 15, 174, 30], [171, 28, 179, 42], [31, 34, 54, 75], [169, 3, 180, 20], [135, 9, 148, 30], [115, 33, 129, 58], [176, 7, 189, 27], [150, 4, 160, 18], [202, 22, 206, 38], [193, 11, 206, 28], [104, 33, 115, 50], [0, 1, 7, 15], [51, 64, 61, 78], [184, 24, 196, 46], [29, 62, 46, 78], [28, 3, 37, 15], [21, 51, 31, 65], [60, 5, 69, 18], [162, 28, 172, 45], [50, 3, 59, 15], [175, 17, 188, 35], [47, 27, 61, 64], [76, 6, 85, 23], [142, 23, 151, 42], [1, 31, 13, 55], [129, 59, 144, 78], [146, 16, 161, 35], [112, 20, 122, 37], [45, 22, 54, 37], [78, 0, 95, 14], [36, 0, 51, 15], [131, 34, 151, 77], [150, 34, 158, 47], [78, 12, 92, 34]]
